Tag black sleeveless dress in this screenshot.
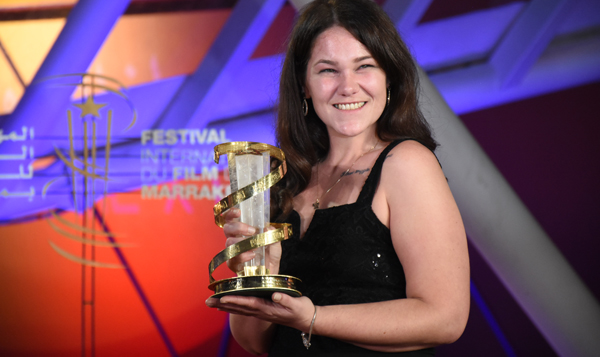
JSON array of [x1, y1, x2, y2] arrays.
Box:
[[269, 139, 435, 356]]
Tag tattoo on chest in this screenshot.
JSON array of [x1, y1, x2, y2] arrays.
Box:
[[341, 168, 370, 177]]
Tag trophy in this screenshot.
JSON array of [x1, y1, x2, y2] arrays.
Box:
[[208, 142, 302, 298]]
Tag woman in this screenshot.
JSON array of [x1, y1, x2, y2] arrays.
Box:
[[206, 0, 470, 355]]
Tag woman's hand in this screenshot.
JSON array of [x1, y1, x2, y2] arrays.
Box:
[[222, 208, 282, 275], [206, 293, 316, 333], [222, 208, 257, 273]]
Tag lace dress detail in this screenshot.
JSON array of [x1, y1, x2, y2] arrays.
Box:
[[269, 139, 435, 356]]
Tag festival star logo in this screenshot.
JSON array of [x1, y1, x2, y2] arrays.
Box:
[[73, 95, 107, 118]]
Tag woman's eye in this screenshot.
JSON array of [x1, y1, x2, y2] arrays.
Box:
[[319, 68, 336, 73], [359, 64, 374, 69]]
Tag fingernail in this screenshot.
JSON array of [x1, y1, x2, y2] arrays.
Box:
[[272, 293, 282, 302], [247, 227, 256, 235]]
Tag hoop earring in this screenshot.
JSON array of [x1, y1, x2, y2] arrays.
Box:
[[302, 98, 309, 116], [386, 88, 390, 107]]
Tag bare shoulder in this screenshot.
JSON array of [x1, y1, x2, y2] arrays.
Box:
[[382, 140, 443, 181], [372, 140, 448, 227]]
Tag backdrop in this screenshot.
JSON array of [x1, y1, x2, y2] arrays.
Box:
[[1, 1, 599, 356]]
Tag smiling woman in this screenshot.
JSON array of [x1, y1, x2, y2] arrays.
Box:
[[205, 0, 470, 355], [304, 26, 388, 140]]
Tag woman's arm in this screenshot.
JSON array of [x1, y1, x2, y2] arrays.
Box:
[[206, 209, 278, 355], [312, 140, 470, 351], [208, 140, 470, 352], [228, 314, 277, 355]]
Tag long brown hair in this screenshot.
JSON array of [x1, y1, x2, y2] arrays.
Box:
[[274, 0, 437, 219]]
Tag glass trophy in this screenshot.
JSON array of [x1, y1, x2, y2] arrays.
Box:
[[208, 142, 301, 298]]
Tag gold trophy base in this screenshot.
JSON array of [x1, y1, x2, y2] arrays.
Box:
[[209, 275, 302, 298]]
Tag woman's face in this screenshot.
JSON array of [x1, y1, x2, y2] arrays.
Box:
[[304, 26, 387, 140]]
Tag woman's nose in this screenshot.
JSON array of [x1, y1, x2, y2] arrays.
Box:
[[339, 72, 359, 96]]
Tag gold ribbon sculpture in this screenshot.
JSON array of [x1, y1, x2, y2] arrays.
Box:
[[208, 142, 302, 298]]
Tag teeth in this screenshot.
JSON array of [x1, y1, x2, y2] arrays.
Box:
[[335, 102, 366, 110]]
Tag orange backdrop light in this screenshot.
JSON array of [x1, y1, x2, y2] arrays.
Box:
[[0, 174, 235, 355]]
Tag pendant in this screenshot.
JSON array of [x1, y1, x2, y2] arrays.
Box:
[[312, 200, 319, 210]]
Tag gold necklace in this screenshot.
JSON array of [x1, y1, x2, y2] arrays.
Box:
[[313, 140, 379, 210]]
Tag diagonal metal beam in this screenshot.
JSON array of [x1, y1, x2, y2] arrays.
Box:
[[288, 0, 312, 11], [409, 3, 523, 71], [0, 39, 26, 88], [193, 54, 282, 123], [153, 0, 286, 130], [431, 32, 600, 114], [4, 0, 130, 137], [382, 0, 433, 37], [419, 64, 600, 357], [490, 0, 576, 88]]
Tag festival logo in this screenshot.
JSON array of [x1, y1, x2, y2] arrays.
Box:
[[41, 73, 136, 268], [38, 73, 136, 353]]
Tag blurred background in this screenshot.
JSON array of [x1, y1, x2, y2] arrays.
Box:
[[0, 0, 598, 356]]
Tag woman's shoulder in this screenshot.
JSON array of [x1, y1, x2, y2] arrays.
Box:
[[370, 140, 448, 232], [378, 139, 446, 196], [383, 139, 440, 172]]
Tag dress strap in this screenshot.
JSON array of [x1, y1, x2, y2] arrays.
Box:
[[356, 138, 413, 205]]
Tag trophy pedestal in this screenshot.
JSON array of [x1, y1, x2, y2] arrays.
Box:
[[209, 275, 302, 298]]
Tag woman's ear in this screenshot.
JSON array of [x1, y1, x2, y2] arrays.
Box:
[[303, 85, 311, 99]]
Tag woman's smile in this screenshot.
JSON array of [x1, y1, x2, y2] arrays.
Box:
[[304, 26, 387, 138], [333, 101, 367, 110]]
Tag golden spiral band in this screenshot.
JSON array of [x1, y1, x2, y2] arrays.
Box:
[[213, 141, 286, 164], [212, 142, 287, 228], [208, 223, 292, 284]]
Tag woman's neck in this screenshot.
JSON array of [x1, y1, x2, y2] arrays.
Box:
[[324, 132, 380, 167]]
